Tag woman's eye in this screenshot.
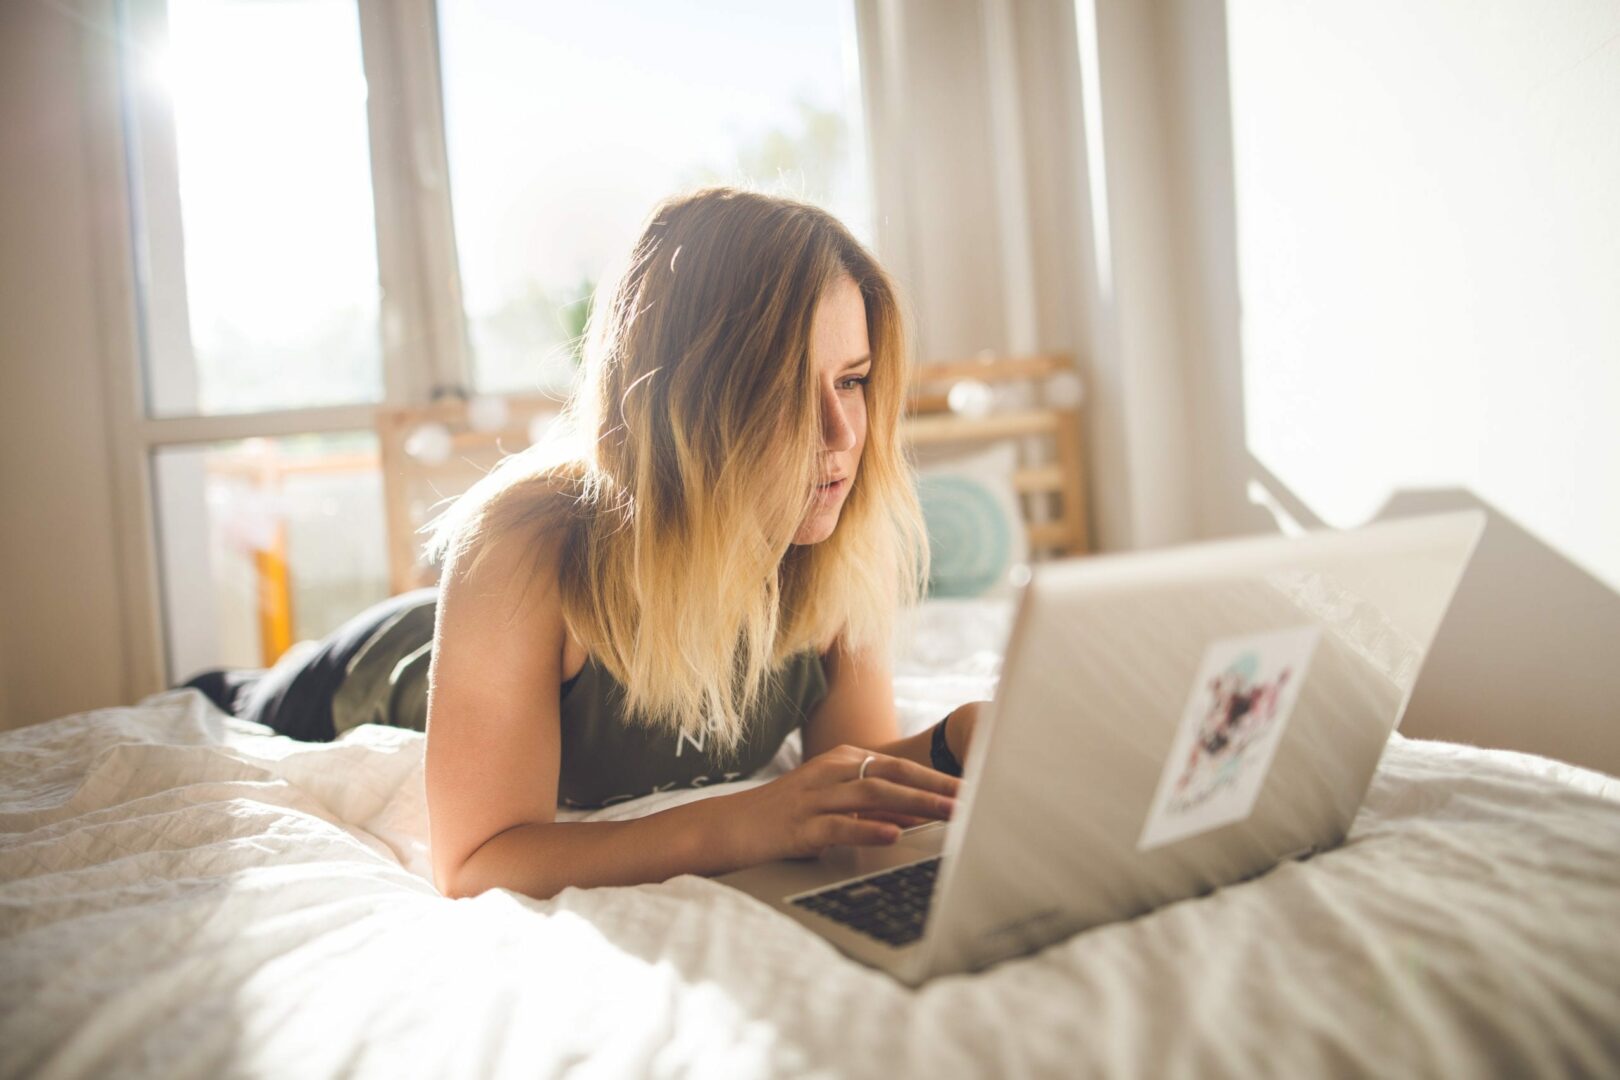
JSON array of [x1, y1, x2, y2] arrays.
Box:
[[838, 375, 870, 391]]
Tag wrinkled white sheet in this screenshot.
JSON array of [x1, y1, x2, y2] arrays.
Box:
[[2, 600, 1619, 1078]]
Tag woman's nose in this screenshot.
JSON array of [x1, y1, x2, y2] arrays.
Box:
[[821, 384, 856, 452]]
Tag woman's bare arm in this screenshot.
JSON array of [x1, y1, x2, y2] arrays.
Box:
[[427, 525, 958, 900], [449, 800, 751, 899], [802, 637, 904, 759], [450, 753, 957, 900], [426, 523, 770, 899], [802, 637, 976, 770], [424, 522, 567, 896]]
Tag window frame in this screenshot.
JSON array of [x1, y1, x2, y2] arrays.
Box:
[[84, 0, 469, 698]]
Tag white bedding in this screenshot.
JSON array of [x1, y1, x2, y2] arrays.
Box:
[[3, 599, 1619, 1078]]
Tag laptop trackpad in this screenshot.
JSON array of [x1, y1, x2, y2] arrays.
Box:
[[817, 820, 947, 878]]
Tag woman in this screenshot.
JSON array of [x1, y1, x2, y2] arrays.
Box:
[[185, 186, 983, 901]]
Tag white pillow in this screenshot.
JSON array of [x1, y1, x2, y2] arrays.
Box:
[[913, 442, 1030, 598]]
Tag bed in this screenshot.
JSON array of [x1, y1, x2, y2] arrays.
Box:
[[2, 595, 1619, 1079]]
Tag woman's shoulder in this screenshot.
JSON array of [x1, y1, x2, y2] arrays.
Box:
[[431, 495, 588, 689], [435, 466, 596, 678], [809, 629, 893, 677], [473, 457, 594, 530], [436, 457, 590, 573], [808, 626, 855, 668]]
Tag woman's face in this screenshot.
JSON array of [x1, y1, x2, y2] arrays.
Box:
[[791, 274, 871, 546]]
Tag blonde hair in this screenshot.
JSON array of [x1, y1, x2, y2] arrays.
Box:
[[425, 186, 928, 760]]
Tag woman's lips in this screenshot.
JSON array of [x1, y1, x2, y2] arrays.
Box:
[[814, 477, 848, 501]]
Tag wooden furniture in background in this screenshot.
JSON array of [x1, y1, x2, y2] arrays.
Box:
[[908, 351, 1091, 558], [376, 393, 566, 595], [206, 442, 378, 666]]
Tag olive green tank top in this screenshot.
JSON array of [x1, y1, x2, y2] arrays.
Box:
[[329, 595, 829, 809]]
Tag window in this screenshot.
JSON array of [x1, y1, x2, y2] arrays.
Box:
[[152, 434, 387, 675], [437, 0, 871, 395], [111, 0, 871, 687], [131, 0, 384, 418]]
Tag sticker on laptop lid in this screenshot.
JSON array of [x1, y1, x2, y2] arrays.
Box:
[[1137, 625, 1322, 852]]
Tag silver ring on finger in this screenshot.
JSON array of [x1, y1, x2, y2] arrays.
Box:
[[858, 754, 877, 781]]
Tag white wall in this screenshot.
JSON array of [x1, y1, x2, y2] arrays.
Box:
[[1155, 0, 1620, 775], [1227, 0, 1620, 594], [0, 1, 133, 729]]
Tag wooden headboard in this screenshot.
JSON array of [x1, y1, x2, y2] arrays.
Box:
[[906, 352, 1090, 559]]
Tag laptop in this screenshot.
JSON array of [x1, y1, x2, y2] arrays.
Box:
[[716, 510, 1486, 984]]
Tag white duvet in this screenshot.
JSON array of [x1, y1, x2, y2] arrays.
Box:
[[2, 600, 1619, 1078]]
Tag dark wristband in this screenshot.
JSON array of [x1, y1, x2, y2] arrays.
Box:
[[930, 713, 964, 777]]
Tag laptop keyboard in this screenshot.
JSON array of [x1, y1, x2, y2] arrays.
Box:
[[789, 856, 942, 948]]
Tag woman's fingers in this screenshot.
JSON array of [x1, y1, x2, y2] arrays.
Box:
[[781, 747, 965, 854], [817, 814, 902, 847], [849, 809, 934, 829], [822, 776, 957, 821], [829, 750, 962, 798]]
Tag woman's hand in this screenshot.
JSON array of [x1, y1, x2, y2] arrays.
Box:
[[723, 744, 962, 865]]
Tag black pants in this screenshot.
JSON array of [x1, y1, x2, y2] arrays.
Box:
[[179, 588, 438, 742]]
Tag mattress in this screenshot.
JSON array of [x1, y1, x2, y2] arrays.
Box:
[[2, 598, 1618, 1078]]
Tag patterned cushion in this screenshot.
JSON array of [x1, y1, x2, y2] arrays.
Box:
[[914, 443, 1030, 598]]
